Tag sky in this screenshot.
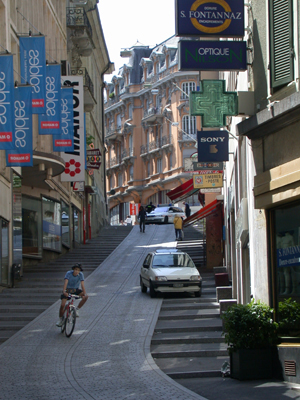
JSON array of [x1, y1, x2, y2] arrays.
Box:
[[98, 0, 176, 78]]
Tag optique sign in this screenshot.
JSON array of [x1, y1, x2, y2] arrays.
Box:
[[179, 40, 247, 71], [176, 0, 245, 37]]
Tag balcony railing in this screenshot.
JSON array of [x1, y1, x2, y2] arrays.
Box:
[[178, 131, 197, 141], [108, 156, 122, 168], [140, 144, 149, 155], [143, 106, 162, 119], [161, 135, 173, 146], [67, 7, 93, 39], [121, 147, 134, 159], [70, 67, 94, 98]]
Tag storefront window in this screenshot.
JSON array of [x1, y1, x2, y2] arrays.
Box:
[[61, 201, 70, 247], [73, 207, 81, 243], [0, 219, 9, 285], [42, 197, 61, 252], [12, 173, 22, 265], [275, 204, 300, 299], [22, 197, 42, 258]]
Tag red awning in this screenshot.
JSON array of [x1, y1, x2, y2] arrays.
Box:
[[183, 199, 222, 227], [167, 179, 199, 202]]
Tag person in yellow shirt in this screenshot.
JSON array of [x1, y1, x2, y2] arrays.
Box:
[[173, 214, 183, 241]]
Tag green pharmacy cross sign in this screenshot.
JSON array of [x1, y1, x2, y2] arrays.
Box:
[[190, 80, 238, 127]]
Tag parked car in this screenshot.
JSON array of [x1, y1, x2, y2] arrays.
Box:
[[140, 249, 202, 298], [145, 205, 185, 224]]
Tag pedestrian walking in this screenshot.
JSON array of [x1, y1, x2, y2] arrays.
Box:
[[138, 206, 147, 233], [183, 201, 191, 218], [173, 214, 183, 241]]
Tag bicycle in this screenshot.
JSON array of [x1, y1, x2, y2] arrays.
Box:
[[61, 294, 80, 337]]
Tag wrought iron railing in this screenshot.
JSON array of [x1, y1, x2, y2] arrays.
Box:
[[140, 144, 149, 155], [70, 67, 94, 98], [178, 130, 197, 141], [121, 147, 134, 159], [66, 7, 93, 39], [161, 135, 173, 146], [143, 106, 162, 119], [108, 156, 122, 168]]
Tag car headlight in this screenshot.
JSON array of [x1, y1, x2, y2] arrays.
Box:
[[155, 276, 168, 281], [190, 275, 201, 281]]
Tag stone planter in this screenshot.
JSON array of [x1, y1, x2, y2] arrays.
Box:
[[230, 348, 274, 380]]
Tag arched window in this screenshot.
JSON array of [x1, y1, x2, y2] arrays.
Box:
[[181, 81, 196, 99]]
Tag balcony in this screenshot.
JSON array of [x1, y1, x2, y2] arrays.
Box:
[[178, 130, 197, 148], [140, 140, 162, 157], [105, 125, 123, 142], [70, 67, 96, 112], [142, 106, 163, 124], [108, 156, 122, 169], [67, 7, 94, 56], [121, 147, 134, 159]]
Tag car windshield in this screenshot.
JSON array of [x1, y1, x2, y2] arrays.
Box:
[[152, 254, 195, 268], [149, 207, 169, 214]]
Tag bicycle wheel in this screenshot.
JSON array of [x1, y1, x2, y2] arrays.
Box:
[[65, 307, 76, 337]]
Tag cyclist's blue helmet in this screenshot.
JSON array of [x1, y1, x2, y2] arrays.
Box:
[[72, 263, 83, 271]]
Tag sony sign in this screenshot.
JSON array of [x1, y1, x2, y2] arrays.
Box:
[[197, 130, 229, 162]]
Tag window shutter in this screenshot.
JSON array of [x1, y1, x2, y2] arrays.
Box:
[[269, 0, 293, 88]]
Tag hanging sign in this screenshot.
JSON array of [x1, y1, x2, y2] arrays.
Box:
[[61, 76, 85, 182], [39, 64, 61, 135], [0, 54, 15, 149], [198, 130, 229, 162], [193, 173, 223, 188], [53, 86, 74, 152], [179, 40, 247, 71], [6, 85, 33, 166], [73, 181, 85, 192], [176, 0, 244, 37], [19, 36, 46, 113], [86, 148, 101, 169]]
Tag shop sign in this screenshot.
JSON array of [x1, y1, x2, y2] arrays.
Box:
[[190, 80, 238, 127], [193, 162, 223, 171], [61, 76, 85, 182], [6, 85, 33, 167], [193, 173, 223, 188], [179, 40, 247, 71], [53, 86, 74, 152], [39, 64, 61, 135], [0, 54, 15, 150], [200, 188, 222, 193], [175, 0, 244, 37], [19, 36, 46, 113], [277, 247, 300, 269], [73, 181, 84, 192], [198, 130, 229, 162], [86, 148, 101, 169], [130, 203, 139, 215]]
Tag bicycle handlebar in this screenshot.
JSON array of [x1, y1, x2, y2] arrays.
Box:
[[67, 294, 81, 300]]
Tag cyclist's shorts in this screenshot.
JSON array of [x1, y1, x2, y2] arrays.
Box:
[[61, 288, 83, 300]]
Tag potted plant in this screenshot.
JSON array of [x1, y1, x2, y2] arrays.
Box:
[[222, 300, 279, 380]]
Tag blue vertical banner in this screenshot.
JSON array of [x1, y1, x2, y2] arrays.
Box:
[[6, 85, 33, 166], [19, 36, 46, 114], [39, 64, 61, 134], [0, 54, 15, 149], [53, 86, 74, 152]]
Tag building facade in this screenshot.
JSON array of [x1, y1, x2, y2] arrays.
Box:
[[223, 0, 300, 319], [104, 36, 202, 224], [0, 0, 112, 287]]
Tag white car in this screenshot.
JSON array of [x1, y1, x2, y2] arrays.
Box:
[[145, 206, 185, 224], [140, 249, 202, 298]]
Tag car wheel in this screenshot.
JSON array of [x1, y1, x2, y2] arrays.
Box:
[[194, 290, 201, 298], [150, 281, 157, 298], [164, 216, 168, 224], [140, 276, 147, 293]]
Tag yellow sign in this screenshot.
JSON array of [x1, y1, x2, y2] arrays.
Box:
[[193, 173, 223, 188]]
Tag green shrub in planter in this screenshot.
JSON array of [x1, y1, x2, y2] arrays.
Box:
[[278, 298, 300, 336], [222, 300, 279, 380], [222, 300, 278, 351]]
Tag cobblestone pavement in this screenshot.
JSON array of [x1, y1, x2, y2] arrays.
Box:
[[0, 225, 207, 400]]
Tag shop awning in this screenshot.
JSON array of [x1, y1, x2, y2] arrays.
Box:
[[167, 178, 199, 202], [183, 199, 222, 227]]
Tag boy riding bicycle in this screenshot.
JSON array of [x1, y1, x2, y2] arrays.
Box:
[[56, 263, 88, 327]]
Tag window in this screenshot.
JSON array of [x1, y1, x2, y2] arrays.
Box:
[[128, 103, 133, 119], [269, 0, 294, 89], [73, 207, 81, 244], [118, 173, 123, 187], [147, 161, 151, 176], [182, 115, 197, 135], [22, 197, 42, 258], [181, 82, 196, 99], [0, 219, 9, 285], [61, 201, 70, 248], [169, 153, 173, 170], [129, 165, 134, 181], [157, 158, 162, 173], [110, 175, 114, 189], [42, 197, 62, 252], [116, 113, 121, 129]]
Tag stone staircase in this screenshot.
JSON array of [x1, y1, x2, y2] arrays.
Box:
[[151, 272, 229, 380], [177, 223, 206, 268], [0, 225, 133, 344]]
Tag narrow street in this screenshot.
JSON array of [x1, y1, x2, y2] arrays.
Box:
[[0, 225, 206, 400]]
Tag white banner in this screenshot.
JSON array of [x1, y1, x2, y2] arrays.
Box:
[[60, 76, 85, 182]]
